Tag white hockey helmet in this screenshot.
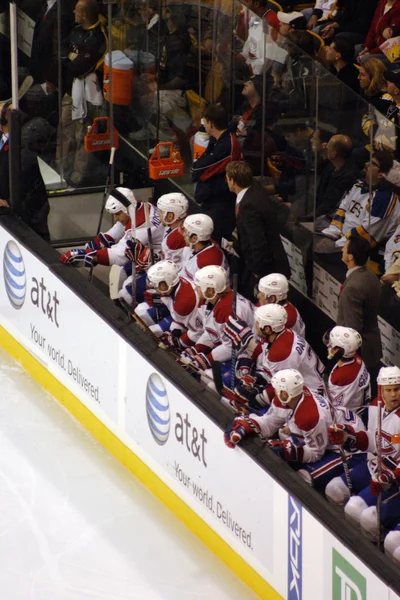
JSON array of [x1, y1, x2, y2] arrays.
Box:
[[105, 187, 136, 215], [157, 193, 189, 223], [254, 303, 287, 333], [328, 326, 362, 359], [271, 369, 304, 404], [194, 265, 227, 299], [183, 214, 214, 242], [147, 260, 179, 293], [258, 273, 289, 301], [377, 366, 400, 387]]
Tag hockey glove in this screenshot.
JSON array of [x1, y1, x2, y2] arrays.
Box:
[[224, 316, 254, 351], [160, 330, 184, 349], [282, 436, 305, 463], [370, 465, 400, 495], [85, 233, 114, 250], [60, 248, 97, 267], [235, 353, 254, 380], [144, 289, 162, 307], [125, 239, 151, 271], [224, 416, 259, 448], [328, 424, 360, 451]]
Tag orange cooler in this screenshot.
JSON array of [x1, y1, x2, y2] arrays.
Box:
[[103, 51, 134, 106]]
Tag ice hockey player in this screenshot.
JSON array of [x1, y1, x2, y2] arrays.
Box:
[[324, 326, 371, 412], [180, 265, 254, 384], [59, 188, 164, 271], [224, 368, 331, 459], [180, 214, 228, 282], [223, 304, 325, 410], [326, 366, 400, 545], [157, 192, 188, 268], [257, 273, 305, 337], [134, 260, 203, 349]]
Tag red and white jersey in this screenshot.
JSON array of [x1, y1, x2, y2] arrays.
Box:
[[161, 226, 186, 270], [161, 278, 203, 345], [104, 203, 165, 266], [328, 355, 371, 411], [180, 240, 229, 282], [253, 329, 324, 395], [195, 291, 254, 363], [282, 301, 305, 337], [360, 400, 400, 474], [251, 388, 333, 463]]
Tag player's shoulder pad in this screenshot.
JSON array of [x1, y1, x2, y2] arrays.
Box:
[[213, 292, 233, 324], [283, 302, 297, 328], [166, 227, 186, 250], [135, 203, 146, 228], [174, 279, 197, 317], [268, 329, 294, 363], [293, 388, 320, 432], [197, 243, 224, 269], [330, 358, 362, 387]]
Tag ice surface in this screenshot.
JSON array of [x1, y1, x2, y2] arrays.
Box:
[[0, 348, 258, 600]]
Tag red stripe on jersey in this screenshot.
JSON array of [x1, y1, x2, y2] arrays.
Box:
[[96, 248, 110, 266], [268, 329, 294, 363], [330, 356, 362, 387], [165, 227, 186, 250], [283, 302, 298, 330], [311, 457, 343, 478], [199, 134, 242, 182], [213, 292, 234, 324], [197, 242, 225, 269], [174, 279, 197, 317], [135, 203, 146, 228], [293, 389, 320, 432]]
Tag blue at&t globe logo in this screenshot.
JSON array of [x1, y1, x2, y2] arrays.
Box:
[[146, 373, 170, 445], [3, 240, 26, 309]]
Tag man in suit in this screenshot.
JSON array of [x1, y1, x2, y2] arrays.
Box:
[[226, 161, 291, 301], [337, 235, 382, 394]]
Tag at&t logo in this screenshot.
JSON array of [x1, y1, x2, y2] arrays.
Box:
[[146, 373, 170, 445], [3, 240, 26, 309]]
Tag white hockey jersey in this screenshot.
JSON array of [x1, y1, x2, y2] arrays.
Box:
[[251, 388, 333, 463], [322, 181, 400, 249], [99, 203, 164, 266], [384, 224, 400, 271], [359, 399, 400, 474], [251, 329, 324, 395], [161, 226, 186, 269], [195, 291, 254, 363], [181, 241, 229, 282], [328, 355, 371, 411], [162, 278, 203, 345], [282, 301, 305, 338]]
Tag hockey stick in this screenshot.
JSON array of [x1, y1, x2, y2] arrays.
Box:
[[230, 273, 238, 389], [4, 75, 33, 104], [377, 398, 383, 550]]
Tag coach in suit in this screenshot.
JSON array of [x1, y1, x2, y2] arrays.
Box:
[[337, 235, 382, 391], [226, 161, 291, 301]]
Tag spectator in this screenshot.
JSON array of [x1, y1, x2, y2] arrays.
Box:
[[225, 161, 290, 299], [357, 0, 400, 64], [57, 0, 107, 186], [321, 0, 377, 46], [358, 58, 392, 111], [139, 0, 168, 58], [315, 151, 400, 262], [314, 134, 360, 219], [385, 66, 400, 107], [191, 104, 243, 243], [0, 101, 50, 241], [301, 0, 336, 32], [30, 0, 75, 91], [337, 235, 382, 384], [324, 37, 360, 94]]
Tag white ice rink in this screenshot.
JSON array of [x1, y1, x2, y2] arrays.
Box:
[[0, 348, 258, 600]]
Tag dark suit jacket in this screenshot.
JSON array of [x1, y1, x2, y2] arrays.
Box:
[[337, 266, 382, 367], [30, 0, 75, 85], [235, 182, 291, 298]]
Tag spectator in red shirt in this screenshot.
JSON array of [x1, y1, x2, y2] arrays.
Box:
[[357, 0, 400, 64]]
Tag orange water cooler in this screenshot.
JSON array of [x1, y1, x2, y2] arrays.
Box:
[[103, 50, 134, 106]]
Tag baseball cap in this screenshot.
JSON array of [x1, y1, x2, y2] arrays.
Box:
[[385, 68, 400, 88], [277, 11, 306, 30]]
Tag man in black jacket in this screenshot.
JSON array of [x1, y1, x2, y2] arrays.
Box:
[[321, 0, 378, 45], [226, 161, 291, 301]]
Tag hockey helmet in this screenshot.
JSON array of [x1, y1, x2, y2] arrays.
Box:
[[194, 265, 227, 300], [147, 260, 179, 294], [183, 214, 213, 243], [258, 273, 289, 301], [377, 366, 400, 387], [105, 188, 136, 215], [254, 303, 287, 333], [327, 326, 362, 359], [157, 193, 189, 224], [271, 369, 304, 404]]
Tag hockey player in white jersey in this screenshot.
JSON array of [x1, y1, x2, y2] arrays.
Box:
[[60, 188, 164, 268], [257, 273, 305, 337], [326, 367, 400, 546], [180, 265, 254, 386], [157, 193, 188, 269], [223, 304, 324, 411], [180, 214, 228, 282], [325, 326, 371, 412], [134, 260, 203, 349]]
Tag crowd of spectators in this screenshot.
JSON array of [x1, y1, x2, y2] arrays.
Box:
[[4, 0, 400, 571]]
